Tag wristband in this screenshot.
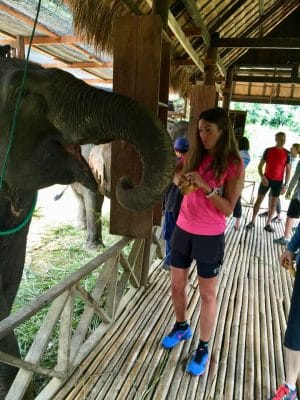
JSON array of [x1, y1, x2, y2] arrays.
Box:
[[206, 188, 217, 198]]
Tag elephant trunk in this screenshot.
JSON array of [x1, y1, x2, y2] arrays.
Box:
[[42, 70, 175, 210]]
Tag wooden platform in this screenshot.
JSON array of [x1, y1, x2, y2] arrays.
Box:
[[53, 207, 296, 400]]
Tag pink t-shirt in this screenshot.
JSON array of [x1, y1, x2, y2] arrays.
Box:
[[177, 154, 243, 235]]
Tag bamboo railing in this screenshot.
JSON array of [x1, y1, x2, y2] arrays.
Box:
[[0, 226, 164, 400]]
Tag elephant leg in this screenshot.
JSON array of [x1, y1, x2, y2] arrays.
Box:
[[0, 230, 29, 398], [82, 188, 104, 248], [71, 183, 87, 229]]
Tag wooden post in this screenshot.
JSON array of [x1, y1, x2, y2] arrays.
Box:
[[111, 15, 162, 239], [152, 0, 169, 31], [188, 85, 217, 138], [16, 35, 25, 60], [203, 46, 218, 86], [188, 35, 218, 137], [222, 66, 234, 113]]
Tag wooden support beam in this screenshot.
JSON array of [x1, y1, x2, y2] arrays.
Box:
[[233, 75, 300, 84], [16, 35, 25, 60], [22, 35, 81, 45], [212, 37, 300, 49], [43, 61, 113, 69], [0, 3, 103, 64], [222, 67, 234, 112], [0, 3, 58, 37], [180, 0, 226, 77], [167, 11, 204, 72], [168, 27, 202, 38], [145, 0, 205, 73]]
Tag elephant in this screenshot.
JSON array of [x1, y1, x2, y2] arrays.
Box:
[[69, 121, 189, 249], [0, 54, 175, 397], [70, 143, 111, 248], [168, 119, 188, 141]]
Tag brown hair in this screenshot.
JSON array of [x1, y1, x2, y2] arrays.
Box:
[[183, 107, 240, 179], [292, 143, 300, 154]]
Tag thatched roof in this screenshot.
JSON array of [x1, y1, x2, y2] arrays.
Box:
[[0, 0, 299, 103]]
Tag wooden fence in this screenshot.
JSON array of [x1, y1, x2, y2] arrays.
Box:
[[0, 227, 164, 400]]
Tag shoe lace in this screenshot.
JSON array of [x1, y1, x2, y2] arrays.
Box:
[[169, 324, 184, 337], [194, 347, 208, 364], [273, 384, 289, 399]]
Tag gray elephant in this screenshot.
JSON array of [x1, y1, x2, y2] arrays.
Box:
[[70, 143, 111, 248], [0, 55, 174, 397], [169, 120, 188, 141], [67, 122, 188, 249]]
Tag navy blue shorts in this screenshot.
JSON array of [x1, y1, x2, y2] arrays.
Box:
[[258, 179, 283, 197], [284, 265, 300, 350], [170, 225, 225, 278]]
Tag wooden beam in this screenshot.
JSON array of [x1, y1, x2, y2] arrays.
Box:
[[209, 0, 247, 33], [0, 3, 58, 37], [172, 58, 194, 66], [168, 27, 202, 38], [43, 61, 113, 69], [180, 0, 226, 77], [233, 75, 300, 84], [0, 4, 104, 64], [180, 0, 210, 44], [167, 11, 204, 72], [144, 0, 204, 72], [23, 35, 81, 45], [232, 94, 300, 106], [212, 37, 300, 49], [83, 79, 113, 85]]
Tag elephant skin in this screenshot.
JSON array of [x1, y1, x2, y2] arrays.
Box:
[[0, 55, 175, 395], [71, 143, 111, 248]]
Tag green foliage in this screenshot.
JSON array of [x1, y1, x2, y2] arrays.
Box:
[[13, 220, 119, 394], [231, 102, 300, 133]]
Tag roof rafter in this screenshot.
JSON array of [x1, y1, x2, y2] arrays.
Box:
[[212, 37, 300, 49], [181, 0, 226, 77], [144, 0, 204, 72]]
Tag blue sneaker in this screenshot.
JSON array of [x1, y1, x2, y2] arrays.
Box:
[[186, 350, 209, 376], [269, 383, 298, 399], [161, 324, 192, 349]]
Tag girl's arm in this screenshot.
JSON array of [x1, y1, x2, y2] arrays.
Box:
[[208, 172, 245, 216]]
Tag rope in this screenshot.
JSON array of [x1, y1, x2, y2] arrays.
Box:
[[0, 192, 38, 236], [0, 0, 41, 235]]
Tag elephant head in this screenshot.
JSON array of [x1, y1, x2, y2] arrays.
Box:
[[0, 57, 175, 210]]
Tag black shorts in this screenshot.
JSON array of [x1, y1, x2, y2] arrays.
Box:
[[284, 266, 300, 350], [287, 198, 300, 219], [170, 225, 225, 278], [258, 179, 283, 197]]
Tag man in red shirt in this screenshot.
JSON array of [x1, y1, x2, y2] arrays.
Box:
[[246, 132, 291, 232]]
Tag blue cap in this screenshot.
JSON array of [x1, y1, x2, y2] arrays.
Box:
[[174, 136, 189, 152]]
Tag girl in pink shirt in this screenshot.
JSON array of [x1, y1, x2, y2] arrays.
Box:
[[161, 107, 244, 377]]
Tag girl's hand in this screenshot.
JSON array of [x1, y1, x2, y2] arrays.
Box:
[[280, 250, 294, 269], [184, 171, 209, 191], [261, 176, 269, 187]]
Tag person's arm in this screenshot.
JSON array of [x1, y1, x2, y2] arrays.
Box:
[[184, 162, 245, 217], [284, 162, 291, 186], [287, 223, 300, 253], [280, 223, 300, 268], [286, 161, 300, 197], [208, 172, 245, 216], [258, 155, 268, 186]]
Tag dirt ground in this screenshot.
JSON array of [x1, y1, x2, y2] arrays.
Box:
[[27, 184, 110, 249]]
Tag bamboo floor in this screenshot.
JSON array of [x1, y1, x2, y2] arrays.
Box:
[[54, 207, 297, 400]]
